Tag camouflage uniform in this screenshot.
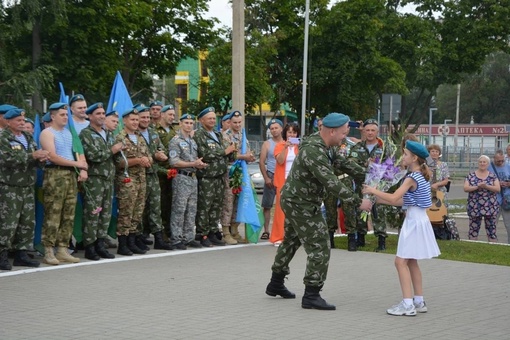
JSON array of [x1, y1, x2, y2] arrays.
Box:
[[79, 126, 115, 246], [141, 127, 167, 235], [168, 131, 198, 245], [272, 133, 361, 287], [0, 129, 41, 251], [113, 130, 149, 235], [193, 126, 230, 237], [155, 124, 177, 232]]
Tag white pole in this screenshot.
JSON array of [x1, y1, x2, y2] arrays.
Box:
[[300, 0, 310, 136], [455, 84, 460, 151]]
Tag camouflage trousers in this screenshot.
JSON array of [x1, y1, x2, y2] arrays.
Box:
[[82, 176, 113, 246], [371, 204, 403, 238], [323, 194, 340, 233], [170, 174, 198, 245], [342, 199, 368, 235], [196, 176, 225, 236], [116, 177, 146, 236], [220, 173, 238, 227], [0, 184, 35, 251], [42, 169, 78, 247], [142, 173, 163, 235], [272, 200, 330, 288], [158, 173, 172, 235]]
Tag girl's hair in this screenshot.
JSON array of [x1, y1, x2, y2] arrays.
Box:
[[417, 157, 431, 181], [282, 122, 300, 141]]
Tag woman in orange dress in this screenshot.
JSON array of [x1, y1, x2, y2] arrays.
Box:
[[270, 122, 300, 246]]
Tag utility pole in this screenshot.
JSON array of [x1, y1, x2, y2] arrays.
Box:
[[232, 0, 245, 125]]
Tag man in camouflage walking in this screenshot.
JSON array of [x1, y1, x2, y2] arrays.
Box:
[[79, 102, 123, 260], [265, 113, 372, 310], [193, 107, 235, 247], [0, 108, 48, 270]]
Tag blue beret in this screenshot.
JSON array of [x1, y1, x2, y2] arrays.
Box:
[[42, 112, 52, 123], [106, 110, 118, 117], [222, 113, 232, 121], [85, 102, 104, 115], [0, 104, 17, 114], [180, 113, 195, 121], [267, 119, 283, 129], [24, 118, 35, 126], [69, 94, 85, 105], [149, 100, 163, 107], [363, 118, 378, 127], [322, 113, 349, 128], [133, 103, 149, 113], [198, 107, 215, 119], [230, 110, 242, 118], [122, 107, 139, 118], [161, 104, 175, 112], [48, 102, 68, 111], [405, 140, 429, 159], [4, 108, 25, 120]]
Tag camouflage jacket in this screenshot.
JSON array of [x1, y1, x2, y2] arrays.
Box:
[[168, 131, 198, 172], [330, 143, 366, 189], [280, 133, 361, 216], [113, 130, 150, 182], [222, 129, 247, 164], [193, 126, 229, 178], [79, 126, 115, 180], [155, 124, 177, 154], [0, 129, 41, 186], [141, 127, 167, 175]]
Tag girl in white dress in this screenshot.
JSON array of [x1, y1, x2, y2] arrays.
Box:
[[363, 140, 440, 316]]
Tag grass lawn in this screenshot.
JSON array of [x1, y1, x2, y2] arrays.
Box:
[[333, 234, 510, 267]]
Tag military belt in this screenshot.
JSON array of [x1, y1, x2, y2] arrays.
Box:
[[45, 165, 75, 171], [178, 170, 196, 177]]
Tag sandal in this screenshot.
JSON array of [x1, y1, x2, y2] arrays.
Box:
[[260, 232, 270, 240]]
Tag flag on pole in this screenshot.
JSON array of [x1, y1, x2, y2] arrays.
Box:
[[33, 113, 45, 253], [236, 128, 264, 243]]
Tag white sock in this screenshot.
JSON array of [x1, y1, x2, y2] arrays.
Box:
[[414, 296, 424, 304], [404, 298, 413, 307]]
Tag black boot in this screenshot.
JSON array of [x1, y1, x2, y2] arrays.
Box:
[[117, 235, 133, 256], [265, 272, 296, 299], [135, 234, 150, 251], [128, 234, 147, 254], [0, 249, 12, 270], [141, 233, 154, 245], [13, 250, 39, 267], [85, 243, 100, 261], [153, 231, 175, 250], [376, 235, 386, 252], [209, 232, 225, 246], [96, 239, 115, 259], [347, 233, 357, 252], [301, 285, 336, 310], [357, 233, 365, 247], [329, 231, 336, 249]]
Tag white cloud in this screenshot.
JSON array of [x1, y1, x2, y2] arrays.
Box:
[[206, 0, 233, 27]]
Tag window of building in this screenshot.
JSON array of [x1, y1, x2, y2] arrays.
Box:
[[201, 59, 208, 78], [177, 84, 187, 99]]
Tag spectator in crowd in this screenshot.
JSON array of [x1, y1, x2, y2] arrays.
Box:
[[505, 144, 510, 165], [259, 119, 283, 240], [427, 144, 450, 200], [270, 122, 300, 246], [23, 118, 35, 134], [491, 151, 510, 243], [0, 108, 48, 270], [464, 155, 500, 242]]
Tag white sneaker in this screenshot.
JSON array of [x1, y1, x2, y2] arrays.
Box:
[[414, 301, 428, 313], [386, 301, 416, 316]]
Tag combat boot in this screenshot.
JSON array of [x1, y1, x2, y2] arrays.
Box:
[[104, 235, 117, 249], [0, 249, 12, 270], [302, 285, 336, 310], [265, 272, 296, 299], [128, 233, 147, 254], [231, 224, 246, 244], [43, 247, 59, 265], [141, 233, 154, 245], [329, 231, 336, 249], [135, 234, 150, 251], [55, 247, 80, 263], [153, 231, 175, 250], [13, 250, 40, 267], [95, 239, 115, 259], [208, 232, 225, 246], [357, 233, 366, 247], [117, 235, 133, 256], [347, 233, 357, 252], [222, 226, 238, 245], [84, 243, 100, 261], [376, 235, 386, 252]]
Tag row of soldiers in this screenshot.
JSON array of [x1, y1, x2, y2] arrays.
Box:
[[0, 96, 249, 270]]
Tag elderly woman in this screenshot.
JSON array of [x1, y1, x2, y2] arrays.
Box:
[[464, 155, 500, 242]]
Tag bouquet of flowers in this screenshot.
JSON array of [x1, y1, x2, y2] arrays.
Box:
[[229, 162, 243, 195], [360, 157, 407, 221], [167, 168, 178, 180]]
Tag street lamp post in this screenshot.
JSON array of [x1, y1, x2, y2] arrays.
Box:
[[428, 107, 437, 144], [443, 119, 452, 155]]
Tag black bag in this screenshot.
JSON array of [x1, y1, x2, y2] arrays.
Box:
[[432, 216, 460, 241], [445, 181, 451, 193]]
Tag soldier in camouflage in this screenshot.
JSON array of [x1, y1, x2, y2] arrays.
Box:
[[168, 114, 207, 249], [193, 107, 236, 247], [113, 108, 152, 256], [137, 106, 173, 250], [348, 119, 397, 251], [79, 103, 123, 261], [265, 113, 372, 311], [0, 108, 48, 270]]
